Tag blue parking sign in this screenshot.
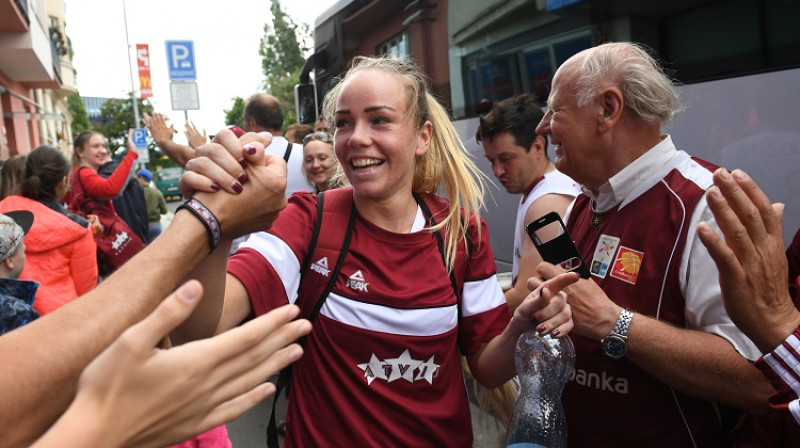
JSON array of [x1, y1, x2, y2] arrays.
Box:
[[132, 128, 148, 149], [165, 40, 197, 80]]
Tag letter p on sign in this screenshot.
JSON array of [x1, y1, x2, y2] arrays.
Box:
[[165, 40, 197, 80]]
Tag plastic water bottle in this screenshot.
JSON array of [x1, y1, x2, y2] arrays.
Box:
[[505, 328, 575, 448]]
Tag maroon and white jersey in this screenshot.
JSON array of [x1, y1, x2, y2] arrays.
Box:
[[758, 327, 800, 425], [228, 192, 509, 447], [563, 136, 760, 447]]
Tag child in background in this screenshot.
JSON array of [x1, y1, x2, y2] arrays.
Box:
[[0, 210, 39, 335]]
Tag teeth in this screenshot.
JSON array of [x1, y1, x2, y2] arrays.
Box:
[[352, 159, 382, 168]]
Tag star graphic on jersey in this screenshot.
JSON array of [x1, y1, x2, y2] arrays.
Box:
[[357, 353, 387, 386], [384, 349, 423, 383], [415, 355, 440, 384]]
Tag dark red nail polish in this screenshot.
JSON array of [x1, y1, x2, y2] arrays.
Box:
[[238, 173, 249, 184], [232, 182, 243, 193], [238, 156, 248, 169], [210, 182, 221, 191], [244, 144, 257, 155]]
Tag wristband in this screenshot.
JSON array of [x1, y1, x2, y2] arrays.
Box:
[[177, 198, 221, 253]]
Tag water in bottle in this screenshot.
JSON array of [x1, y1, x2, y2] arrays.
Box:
[[505, 328, 575, 448]]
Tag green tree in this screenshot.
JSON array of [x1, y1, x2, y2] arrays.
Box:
[[224, 96, 245, 128], [259, 0, 310, 129], [66, 93, 91, 136], [93, 96, 154, 157]]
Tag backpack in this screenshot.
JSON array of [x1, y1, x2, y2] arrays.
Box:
[[266, 186, 470, 447], [98, 160, 150, 243], [70, 167, 146, 273]]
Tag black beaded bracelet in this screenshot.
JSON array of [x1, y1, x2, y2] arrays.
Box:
[[177, 198, 221, 253]]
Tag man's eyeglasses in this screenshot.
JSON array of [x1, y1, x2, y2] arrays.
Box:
[[302, 132, 332, 145]]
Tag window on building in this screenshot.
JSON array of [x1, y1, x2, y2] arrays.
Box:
[[662, 0, 800, 81], [463, 31, 591, 115], [378, 32, 410, 59]]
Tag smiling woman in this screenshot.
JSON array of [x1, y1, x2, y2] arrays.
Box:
[[173, 55, 576, 447], [301, 131, 341, 193]]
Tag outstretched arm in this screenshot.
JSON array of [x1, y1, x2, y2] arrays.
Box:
[[31, 280, 310, 448], [468, 271, 577, 387], [171, 128, 287, 344], [144, 112, 194, 167], [697, 168, 800, 354], [505, 193, 575, 312], [0, 132, 286, 448]]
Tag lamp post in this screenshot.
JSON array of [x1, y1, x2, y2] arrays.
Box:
[[122, 0, 140, 129]]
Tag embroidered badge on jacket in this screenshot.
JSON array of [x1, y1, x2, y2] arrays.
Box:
[[610, 246, 644, 284]]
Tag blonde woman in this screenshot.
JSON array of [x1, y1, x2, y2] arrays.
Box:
[[301, 131, 344, 193], [176, 56, 575, 447]]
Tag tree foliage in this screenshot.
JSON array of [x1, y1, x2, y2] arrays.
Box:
[[224, 96, 245, 128], [67, 93, 91, 136], [93, 96, 154, 157], [259, 0, 310, 129]]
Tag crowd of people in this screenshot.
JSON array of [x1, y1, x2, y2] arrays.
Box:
[[1, 42, 800, 448]]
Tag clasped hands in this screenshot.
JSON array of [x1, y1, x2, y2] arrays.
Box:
[[178, 128, 289, 240]]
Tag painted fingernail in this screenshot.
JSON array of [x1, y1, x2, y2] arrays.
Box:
[[238, 173, 249, 184], [232, 182, 243, 193], [238, 156, 249, 169], [244, 144, 257, 155], [718, 168, 730, 179], [210, 182, 221, 191], [551, 328, 561, 337], [536, 323, 547, 333]]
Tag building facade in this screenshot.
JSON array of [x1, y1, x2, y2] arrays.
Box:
[[0, 0, 76, 158]]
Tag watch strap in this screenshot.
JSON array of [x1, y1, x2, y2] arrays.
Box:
[[611, 308, 634, 337]]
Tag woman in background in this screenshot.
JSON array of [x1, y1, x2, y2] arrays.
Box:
[[70, 130, 139, 215], [301, 131, 344, 193], [0, 155, 27, 200], [0, 145, 97, 314]]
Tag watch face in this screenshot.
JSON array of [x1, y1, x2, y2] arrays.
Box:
[[603, 335, 627, 359]]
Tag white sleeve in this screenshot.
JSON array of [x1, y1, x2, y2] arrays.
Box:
[[680, 194, 762, 361]]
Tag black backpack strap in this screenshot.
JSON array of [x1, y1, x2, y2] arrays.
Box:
[[413, 192, 468, 302], [283, 140, 293, 163], [267, 187, 356, 448]]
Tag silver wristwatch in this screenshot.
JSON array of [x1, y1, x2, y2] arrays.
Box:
[[602, 308, 634, 359]]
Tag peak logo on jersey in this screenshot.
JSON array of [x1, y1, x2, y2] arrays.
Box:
[[357, 349, 440, 386], [311, 257, 330, 277], [347, 270, 369, 292], [610, 246, 644, 284]]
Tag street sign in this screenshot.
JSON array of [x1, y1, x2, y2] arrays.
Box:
[[136, 44, 152, 98], [132, 128, 147, 148], [132, 128, 150, 162], [170, 82, 200, 110], [165, 40, 197, 80]]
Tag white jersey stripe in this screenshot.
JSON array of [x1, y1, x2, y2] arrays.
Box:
[[239, 231, 302, 304], [462, 275, 505, 318], [320, 291, 458, 336], [790, 400, 800, 425]]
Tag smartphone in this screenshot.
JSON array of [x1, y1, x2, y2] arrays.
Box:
[[526, 211, 591, 279]]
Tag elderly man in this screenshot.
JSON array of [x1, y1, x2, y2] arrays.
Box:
[[535, 42, 773, 446]]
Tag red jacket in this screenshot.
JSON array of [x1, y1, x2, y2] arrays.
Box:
[[0, 195, 98, 315], [70, 150, 138, 212]]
